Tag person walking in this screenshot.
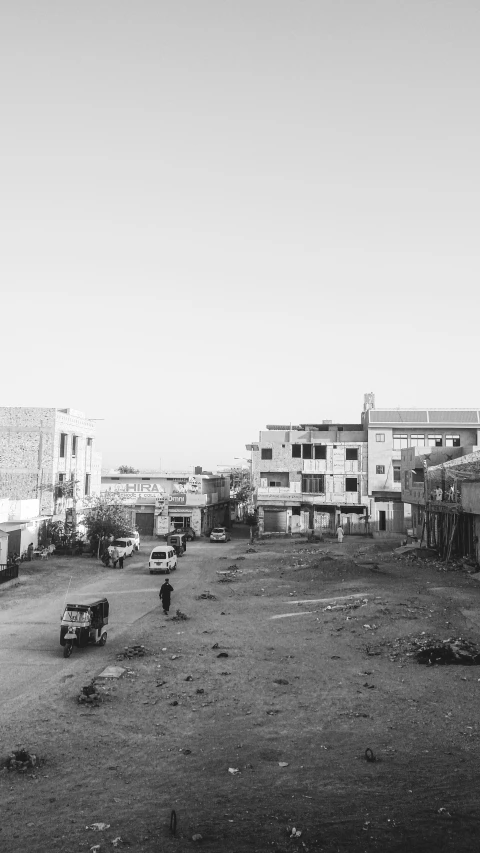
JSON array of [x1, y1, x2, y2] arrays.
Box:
[[118, 552, 125, 569], [159, 578, 174, 615], [110, 545, 120, 568], [336, 526, 344, 543]]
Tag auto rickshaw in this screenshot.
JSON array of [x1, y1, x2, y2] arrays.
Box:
[[166, 532, 186, 557], [60, 598, 109, 658]]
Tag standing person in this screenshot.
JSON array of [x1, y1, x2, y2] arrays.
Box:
[[118, 551, 125, 569], [110, 545, 120, 568], [27, 542, 34, 561], [101, 548, 110, 567], [336, 526, 344, 543], [159, 578, 174, 615]]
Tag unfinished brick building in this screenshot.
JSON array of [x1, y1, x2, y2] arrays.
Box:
[[0, 407, 100, 516]]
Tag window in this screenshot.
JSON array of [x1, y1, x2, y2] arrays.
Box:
[[87, 437, 93, 447], [375, 433, 385, 442], [269, 480, 282, 487], [141, 477, 151, 481], [261, 448, 273, 460], [428, 435, 442, 447], [412, 469, 424, 484], [345, 477, 358, 492], [314, 445, 327, 460], [58, 473, 65, 483], [393, 465, 401, 483], [301, 474, 325, 494], [59, 433, 67, 458], [410, 435, 425, 447], [393, 434, 408, 450], [110, 477, 119, 481], [292, 444, 301, 458], [404, 472, 409, 489], [261, 472, 289, 488], [85, 474, 91, 496], [72, 435, 78, 457], [446, 435, 461, 447], [376, 465, 385, 475], [302, 444, 312, 459], [346, 448, 358, 460]]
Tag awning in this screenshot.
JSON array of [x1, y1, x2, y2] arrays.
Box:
[[0, 522, 26, 532]]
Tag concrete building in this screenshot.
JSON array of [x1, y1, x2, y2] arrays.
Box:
[[247, 396, 480, 537], [247, 422, 369, 535], [401, 447, 480, 564], [0, 407, 101, 518], [362, 395, 480, 534], [101, 471, 230, 537]]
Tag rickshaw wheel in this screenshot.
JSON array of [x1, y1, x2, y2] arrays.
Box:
[[63, 643, 73, 658], [99, 632, 107, 646]]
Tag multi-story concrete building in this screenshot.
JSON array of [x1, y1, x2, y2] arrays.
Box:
[[0, 407, 101, 517], [364, 395, 480, 533], [246, 421, 369, 535], [101, 471, 230, 537], [248, 396, 480, 537]]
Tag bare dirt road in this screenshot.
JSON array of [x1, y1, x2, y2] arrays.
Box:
[[2, 531, 480, 852]]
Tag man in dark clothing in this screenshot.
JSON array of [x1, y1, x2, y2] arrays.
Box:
[[159, 579, 174, 615], [118, 553, 125, 569]]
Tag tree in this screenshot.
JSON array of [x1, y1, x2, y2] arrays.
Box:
[[83, 493, 132, 557], [117, 465, 139, 474]]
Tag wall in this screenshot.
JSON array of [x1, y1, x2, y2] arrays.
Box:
[[0, 407, 56, 513], [369, 427, 480, 497], [461, 482, 480, 515]]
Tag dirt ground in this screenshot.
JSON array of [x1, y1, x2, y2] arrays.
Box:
[[2, 532, 480, 853]]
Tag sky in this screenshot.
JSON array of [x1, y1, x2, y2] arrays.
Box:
[[0, 0, 478, 472]]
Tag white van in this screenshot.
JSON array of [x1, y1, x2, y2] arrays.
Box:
[[148, 545, 177, 574]]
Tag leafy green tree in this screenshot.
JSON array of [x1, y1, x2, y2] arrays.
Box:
[[117, 465, 139, 474], [83, 493, 132, 557]]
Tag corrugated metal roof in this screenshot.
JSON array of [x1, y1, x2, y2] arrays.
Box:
[[370, 410, 428, 422], [428, 410, 479, 423]]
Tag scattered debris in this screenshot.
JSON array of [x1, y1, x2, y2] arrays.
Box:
[[274, 679, 289, 685], [192, 833, 203, 841], [228, 767, 240, 774], [212, 643, 219, 649], [116, 645, 147, 660], [365, 748, 376, 762], [217, 652, 229, 658], [278, 761, 289, 767], [196, 688, 204, 694], [185, 675, 193, 681], [112, 838, 122, 847], [5, 748, 38, 771], [288, 826, 302, 838], [78, 682, 104, 705], [87, 822, 110, 831], [438, 807, 452, 818], [416, 638, 480, 666], [245, 548, 257, 553], [197, 591, 217, 600]]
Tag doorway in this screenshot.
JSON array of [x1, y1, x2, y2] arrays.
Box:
[[379, 510, 386, 532]]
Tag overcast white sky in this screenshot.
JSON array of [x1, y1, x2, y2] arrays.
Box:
[[1, 1, 478, 471]]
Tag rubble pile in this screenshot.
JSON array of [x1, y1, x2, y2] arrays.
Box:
[[172, 609, 188, 621], [78, 682, 102, 704], [415, 637, 480, 666], [385, 633, 480, 666], [196, 591, 217, 600], [116, 645, 148, 660], [5, 748, 38, 772]]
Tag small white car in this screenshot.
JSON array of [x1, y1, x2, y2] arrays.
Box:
[[108, 538, 134, 558], [210, 527, 231, 543], [128, 531, 141, 551], [148, 545, 177, 574]]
